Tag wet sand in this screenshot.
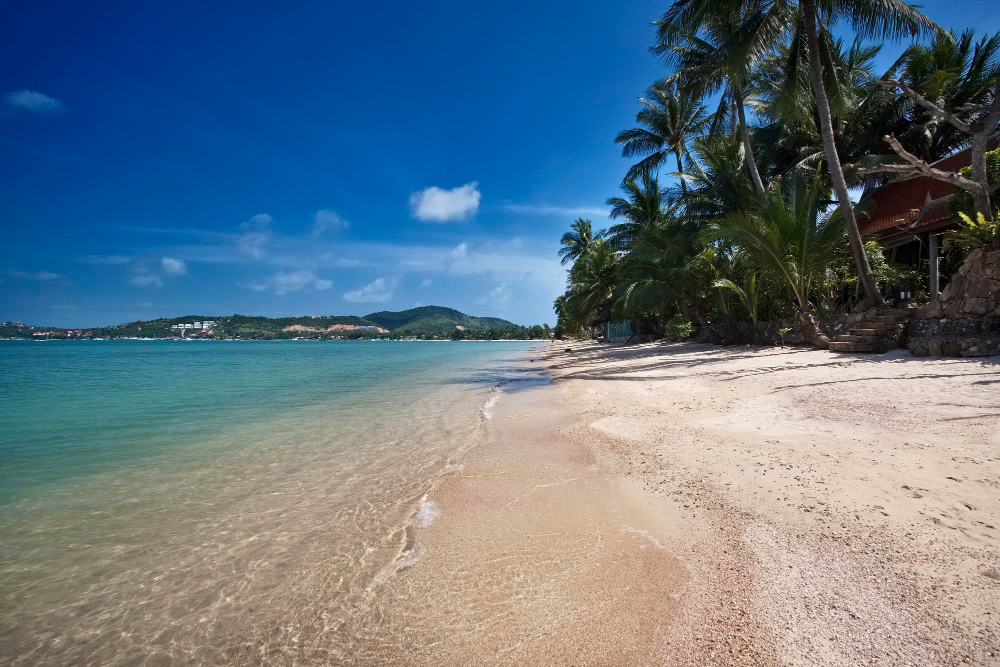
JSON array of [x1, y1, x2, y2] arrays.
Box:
[[374, 341, 1000, 665]]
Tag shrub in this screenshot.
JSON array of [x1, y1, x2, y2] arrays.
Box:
[[953, 211, 1000, 252], [950, 148, 1000, 218], [665, 314, 693, 341]]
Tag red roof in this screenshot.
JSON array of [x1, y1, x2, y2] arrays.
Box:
[[857, 137, 999, 239]]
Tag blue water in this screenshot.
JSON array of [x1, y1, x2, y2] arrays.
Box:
[[0, 340, 542, 665]]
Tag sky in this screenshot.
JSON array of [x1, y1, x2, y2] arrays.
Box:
[[2, 1, 998, 327]]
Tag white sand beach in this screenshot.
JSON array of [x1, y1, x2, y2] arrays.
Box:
[[374, 342, 1000, 665]]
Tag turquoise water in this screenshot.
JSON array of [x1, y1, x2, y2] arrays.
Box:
[[0, 340, 542, 665]]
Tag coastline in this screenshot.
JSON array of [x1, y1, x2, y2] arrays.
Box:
[[371, 340, 1000, 665]]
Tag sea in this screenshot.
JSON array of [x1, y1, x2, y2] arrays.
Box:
[[0, 339, 545, 665]]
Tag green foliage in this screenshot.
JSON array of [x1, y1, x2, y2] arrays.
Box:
[[951, 148, 1000, 218], [363, 306, 515, 335], [953, 211, 1000, 252], [665, 314, 693, 341], [4, 308, 552, 341], [778, 327, 792, 347]]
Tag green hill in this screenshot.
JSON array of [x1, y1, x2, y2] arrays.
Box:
[[3, 307, 542, 340], [363, 306, 516, 335]]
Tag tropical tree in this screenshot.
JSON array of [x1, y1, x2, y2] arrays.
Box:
[[616, 222, 715, 329], [652, 0, 785, 198], [563, 239, 621, 331], [558, 218, 601, 265], [887, 29, 1000, 163], [615, 77, 710, 192], [704, 167, 845, 348], [606, 173, 673, 250], [792, 0, 938, 305]]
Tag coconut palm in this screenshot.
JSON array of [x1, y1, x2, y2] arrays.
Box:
[[672, 133, 760, 225], [558, 218, 601, 265], [888, 29, 1000, 163], [564, 239, 621, 329], [616, 222, 715, 329], [615, 78, 710, 192], [703, 166, 845, 348], [652, 0, 785, 198], [606, 173, 673, 250], [659, 0, 938, 305], [793, 0, 938, 305]]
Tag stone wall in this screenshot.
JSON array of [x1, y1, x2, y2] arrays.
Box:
[[698, 310, 880, 347], [909, 248, 1000, 357]]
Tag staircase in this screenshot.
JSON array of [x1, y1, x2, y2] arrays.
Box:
[[828, 308, 914, 353]]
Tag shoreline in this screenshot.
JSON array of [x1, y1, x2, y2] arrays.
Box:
[[370, 340, 999, 664]]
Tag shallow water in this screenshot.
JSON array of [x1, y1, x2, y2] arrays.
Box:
[[0, 340, 541, 665]]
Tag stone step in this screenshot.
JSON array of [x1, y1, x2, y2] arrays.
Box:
[[828, 341, 878, 353], [871, 316, 911, 326], [850, 328, 881, 336], [837, 334, 883, 344]]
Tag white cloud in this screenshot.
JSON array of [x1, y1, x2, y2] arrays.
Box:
[[81, 254, 131, 265], [130, 274, 163, 288], [137, 302, 153, 307], [313, 209, 349, 235], [161, 257, 187, 276], [248, 269, 330, 295], [477, 283, 512, 310], [420, 278, 433, 287], [503, 203, 609, 218], [4, 270, 60, 280], [343, 276, 398, 303], [238, 213, 273, 258], [5, 90, 65, 114], [410, 182, 480, 222], [447, 242, 468, 263]]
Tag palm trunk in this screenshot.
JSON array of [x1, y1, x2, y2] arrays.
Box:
[[969, 130, 994, 220], [798, 306, 830, 349], [802, 0, 885, 307], [675, 147, 688, 197], [734, 87, 767, 199]]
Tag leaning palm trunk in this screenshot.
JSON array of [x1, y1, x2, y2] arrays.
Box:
[[801, 0, 884, 307], [733, 87, 767, 199], [797, 305, 830, 349]]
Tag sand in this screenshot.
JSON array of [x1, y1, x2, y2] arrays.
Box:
[[367, 341, 1000, 665]]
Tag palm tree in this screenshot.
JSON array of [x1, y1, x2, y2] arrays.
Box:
[[659, 0, 937, 305], [888, 29, 1000, 163], [616, 222, 715, 330], [615, 78, 710, 193], [671, 133, 761, 226], [564, 239, 621, 330], [558, 218, 601, 265], [704, 167, 845, 348], [606, 173, 672, 250], [794, 0, 938, 305], [652, 0, 785, 198]]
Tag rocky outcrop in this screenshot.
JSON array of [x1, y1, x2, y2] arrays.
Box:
[[909, 248, 1000, 357]]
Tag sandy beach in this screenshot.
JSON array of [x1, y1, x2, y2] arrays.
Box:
[[369, 341, 1000, 665]]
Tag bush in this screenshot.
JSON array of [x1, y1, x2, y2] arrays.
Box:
[[953, 211, 1000, 252], [665, 314, 693, 341], [950, 148, 1000, 218]]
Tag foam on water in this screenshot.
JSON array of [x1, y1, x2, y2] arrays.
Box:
[[414, 500, 440, 528]]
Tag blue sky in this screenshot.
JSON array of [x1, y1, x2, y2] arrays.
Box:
[[2, 1, 998, 327]]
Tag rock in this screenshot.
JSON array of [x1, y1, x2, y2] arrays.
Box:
[[927, 340, 943, 356], [965, 298, 992, 315], [943, 301, 964, 318], [922, 299, 943, 318], [943, 339, 962, 356]]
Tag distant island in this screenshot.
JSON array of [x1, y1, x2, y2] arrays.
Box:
[[1, 306, 554, 341]]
